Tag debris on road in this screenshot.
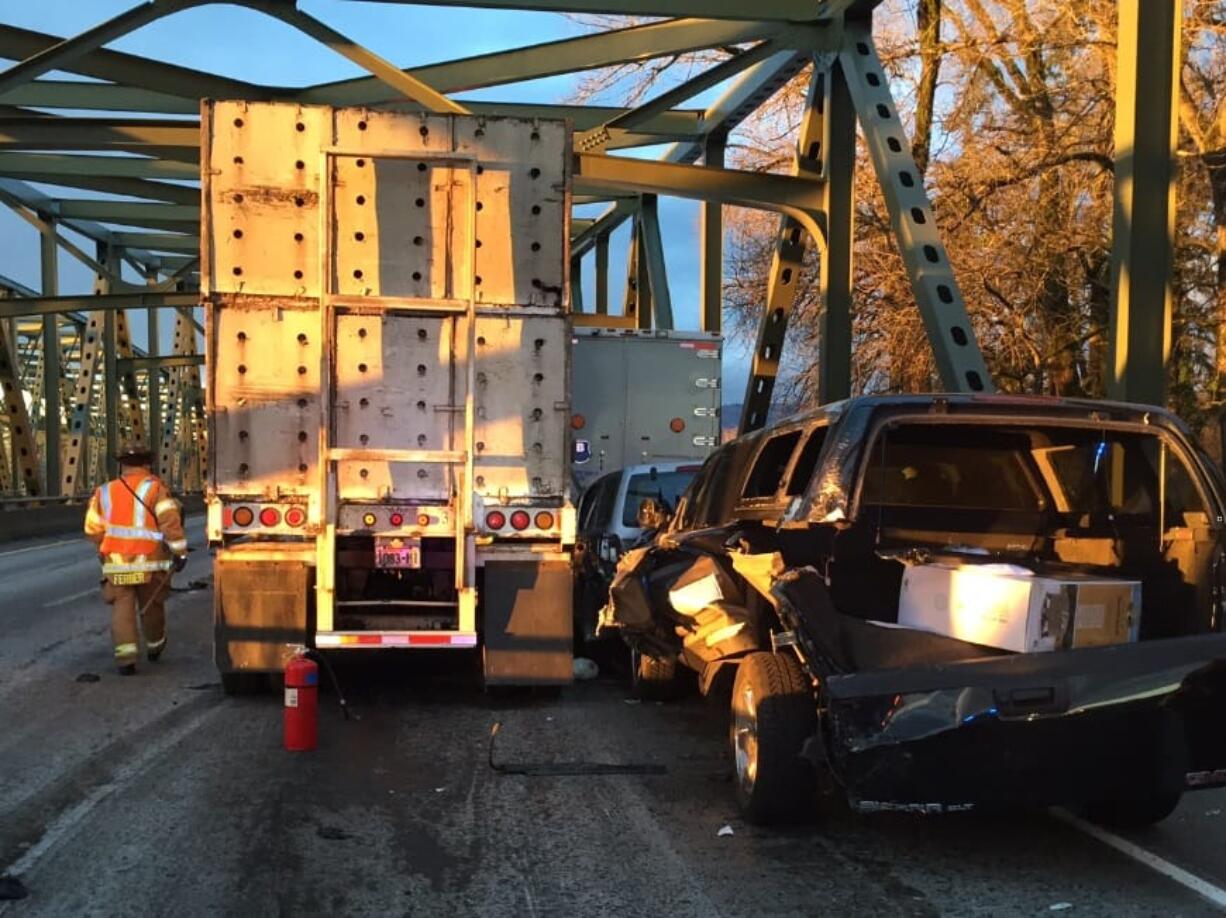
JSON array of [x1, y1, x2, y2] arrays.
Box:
[[0, 875, 28, 900], [717, 825, 734, 837], [317, 825, 354, 841], [573, 657, 599, 680], [487, 722, 666, 776], [75, 673, 100, 683]]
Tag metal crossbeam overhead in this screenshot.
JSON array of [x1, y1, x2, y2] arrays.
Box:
[[0, 0, 1178, 499]]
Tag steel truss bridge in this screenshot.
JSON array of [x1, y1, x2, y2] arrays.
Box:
[[0, 0, 1181, 498]]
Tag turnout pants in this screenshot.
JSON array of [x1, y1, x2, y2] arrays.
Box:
[[103, 575, 171, 664]]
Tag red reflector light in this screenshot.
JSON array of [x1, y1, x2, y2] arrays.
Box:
[[232, 506, 254, 527], [222, 506, 234, 527], [571, 413, 586, 430], [534, 511, 554, 530], [259, 507, 281, 527], [284, 507, 306, 527], [389, 512, 404, 527], [485, 510, 506, 530], [510, 510, 531, 531], [669, 417, 685, 433]]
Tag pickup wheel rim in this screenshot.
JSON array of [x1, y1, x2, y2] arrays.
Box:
[[732, 683, 758, 795]]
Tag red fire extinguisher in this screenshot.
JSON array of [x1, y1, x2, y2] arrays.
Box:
[[284, 653, 319, 752]]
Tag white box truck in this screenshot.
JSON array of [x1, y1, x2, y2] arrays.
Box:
[[201, 100, 575, 691], [570, 328, 721, 487]]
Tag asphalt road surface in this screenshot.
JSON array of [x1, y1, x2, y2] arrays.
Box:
[[1, 524, 1224, 916]]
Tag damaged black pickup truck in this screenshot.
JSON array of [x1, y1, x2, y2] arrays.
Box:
[[600, 395, 1226, 825]]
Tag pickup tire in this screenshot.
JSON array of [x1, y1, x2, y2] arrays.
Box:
[[730, 651, 819, 825], [632, 650, 679, 701]]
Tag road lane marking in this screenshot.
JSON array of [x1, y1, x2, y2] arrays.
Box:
[[41, 587, 99, 609], [0, 538, 78, 559], [0, 700, 222, 908], [1055, 810, 1226, 910]]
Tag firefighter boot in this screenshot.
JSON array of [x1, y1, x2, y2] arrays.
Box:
[[118, 664, 137, 676]]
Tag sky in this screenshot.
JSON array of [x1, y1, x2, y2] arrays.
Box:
[[0, 1, 755, 400]]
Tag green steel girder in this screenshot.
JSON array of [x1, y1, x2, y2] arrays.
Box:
[[699, 132, 725, 334], [1108, 0, 1181, 406], [307, 17, 826, 104], [345, 0, 838, 20], [637, 194, 673, 329], [838, 21, 992, 394], [0, 82, 200, 115], [118, 354, 205, 372], [110, 233, 199, 254], [574, 152, 827, 246], [9, 173, 199, 207], [570, 49, 812, 259], [51, 200, 199, 230], [740, 66, 826, 434], [818, 59, 855, 405], [0, 118, 201, 162], [0, 0, 204, 96], [261, 2, 470, 114], [0, 23, 269, 100], [0, 152, 198, 182], [0, 292, 198, 320]]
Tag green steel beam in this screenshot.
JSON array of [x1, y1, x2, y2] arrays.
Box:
[[699, 132, 725, 334], [1108, 0, 1181, 406], [7, 172, 199, 206], [0, 23, 271, 100], [306, 17, 816, 103], [574, 152, 826, 246], [345, 0, 833, 20], [740, 67, 826, 434], [0, 152, 198, 182], [818, 60, 855, 404], [637, 193, 673, 329], [839, 22, 992, 394], [118, 354, 204, 372], [0, 0, 202, 96], [40, 218, 60, 493], [0, 118, 200, 163], [51, 200, 199, 230], [0, 291, 198, 320], [571, 50, 811, 259], [111, 233, 198, 254], [262, 2, 470, 115], [595, 232, 609, 315], [0, 84, 704, 137], [576, 39, 784, 153]]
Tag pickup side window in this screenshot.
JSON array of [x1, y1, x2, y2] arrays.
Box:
[[742, 430, 803, 500], [785, 426, 828, 496]]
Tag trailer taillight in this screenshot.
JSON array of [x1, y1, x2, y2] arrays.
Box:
[[510, 510, 531, 531], [571, 413, 586, 429], [232, 506, 254, 527], [534, 511, 555, 530], [389, 512, 404, 527], [362, 512, 377, 528], [259, 507, 281, 527], [417, 513, 431, 527], [485, 510, 506, 530], [284, 507, 306, 527], [669, 417, 685, 433], [222, 506, 235, 527]]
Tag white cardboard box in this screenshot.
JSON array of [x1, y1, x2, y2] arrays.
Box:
[[897, 564, 1141, 653]]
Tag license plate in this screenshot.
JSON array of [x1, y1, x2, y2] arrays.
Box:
[[110, 572, 151, 585], [374, 537, 422, 569]]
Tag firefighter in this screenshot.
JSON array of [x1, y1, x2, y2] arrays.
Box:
[[83, 447, 188, 675]]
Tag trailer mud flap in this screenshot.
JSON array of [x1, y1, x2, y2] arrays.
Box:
[[214, 551, 313, 674], [483, 560, 573, 685]]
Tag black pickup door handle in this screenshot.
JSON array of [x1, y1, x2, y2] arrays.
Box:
[[993, 684, 1069, 718]]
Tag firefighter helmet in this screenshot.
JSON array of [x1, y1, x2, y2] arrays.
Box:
[[115, 445, 155, 467]]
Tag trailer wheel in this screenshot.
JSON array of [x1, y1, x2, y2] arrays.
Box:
[[730, 651, 819, 825], [632, 649, 679, 700], [1084, 791, 1182, 828]]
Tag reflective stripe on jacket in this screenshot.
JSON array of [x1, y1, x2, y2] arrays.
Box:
[[84, 473, 187, 569]]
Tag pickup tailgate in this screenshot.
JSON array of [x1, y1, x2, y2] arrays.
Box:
[[819, 630, 1226, 807]]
